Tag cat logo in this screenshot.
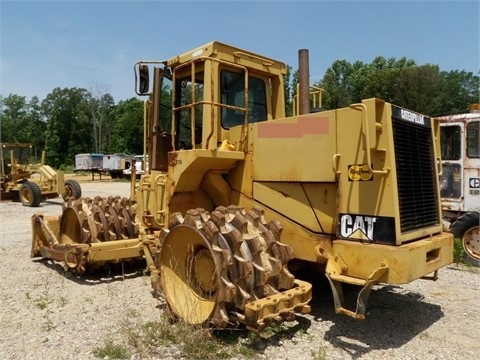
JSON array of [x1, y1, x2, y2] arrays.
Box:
[[348, 164, 373, 181], [469, 178, 480, 189], [340, 214, 377, 241], [338, 213, 397, 244]]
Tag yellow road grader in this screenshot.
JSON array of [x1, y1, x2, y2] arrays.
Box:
[[1, 142, 82, 206], [31, 42, 453, 331]]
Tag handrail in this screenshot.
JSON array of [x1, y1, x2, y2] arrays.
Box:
[[233, 51, 274, 66], [143, 100, 150, 168], [332, 153, 341, 176], [293, 85, 324, 116], [350, 103, 389, 175], [171, 56, 251, 150]]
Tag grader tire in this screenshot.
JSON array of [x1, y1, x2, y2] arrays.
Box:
[[63, 179, 82, 200], [156, 205, 297, 330], [19, 181, 42, 207], [452, 212, 480, 267]]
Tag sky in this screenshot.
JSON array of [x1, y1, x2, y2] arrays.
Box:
[[1, 0, 479, 103]]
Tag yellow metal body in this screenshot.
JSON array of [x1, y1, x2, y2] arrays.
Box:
[[31, 41, 453, 325], [135, 42, 452, 277], [132, 42, 452, 319]]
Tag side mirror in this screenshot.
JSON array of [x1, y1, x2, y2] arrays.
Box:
[[138, 64, 150, 94]]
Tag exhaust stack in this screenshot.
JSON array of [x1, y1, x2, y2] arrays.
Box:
[[298, 49, 310, 115]]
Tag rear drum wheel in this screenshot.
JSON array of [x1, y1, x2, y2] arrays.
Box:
[[57, 196, 139, 273]]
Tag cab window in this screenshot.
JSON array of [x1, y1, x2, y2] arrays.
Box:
[[440, 125, 461, 160], [174, 74, 204, 149], [220, 70, 267, 129], [467, 121, 479, 158]]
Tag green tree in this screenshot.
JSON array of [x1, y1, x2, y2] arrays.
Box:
[[41, 87, 92, 167], [110, 97, 144, 154], [362, 64, 440, 114], [0, 94, 28, 142], [320, 60, 354, 109], [25, 96, 47, 159], [284, 65, 294, 117], [316, 55, 479, 116], [88, 84, 115, 153], [430, 70, 480, 116]]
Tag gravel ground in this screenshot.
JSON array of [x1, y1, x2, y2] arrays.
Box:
[[1, 177, 479, 360]]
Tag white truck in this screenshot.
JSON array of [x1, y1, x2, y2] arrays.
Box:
[[123, 154, 148, 180], [438, 104, 480, 266]]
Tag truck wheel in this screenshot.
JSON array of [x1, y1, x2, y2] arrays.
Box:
[[19, 181, 42, 207], [451, 212, 480, 267], [63, 179, 82, 200]]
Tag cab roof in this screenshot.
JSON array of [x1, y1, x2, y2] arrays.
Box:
[[166, 41, 287, 76]]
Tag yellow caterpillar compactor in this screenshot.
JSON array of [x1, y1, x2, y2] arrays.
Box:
[[31, 42, 453, 331]]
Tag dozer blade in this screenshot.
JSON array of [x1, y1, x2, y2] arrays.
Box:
[[153, 205, 313, 331], [30, 196, 144, 274]]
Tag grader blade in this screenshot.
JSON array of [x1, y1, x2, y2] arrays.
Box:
[[30, 196, 145, 274]]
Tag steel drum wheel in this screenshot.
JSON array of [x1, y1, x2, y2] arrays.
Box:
[[158, 205, 296, 329]]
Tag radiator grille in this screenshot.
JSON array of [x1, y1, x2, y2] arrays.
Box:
[[392, 118, 439, 232]]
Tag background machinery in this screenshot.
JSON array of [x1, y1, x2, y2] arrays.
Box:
[[437, 104, 480, 266], [123, 154, 148, 180], [1, 142, 82, 206], [31, 41, 453, 330]]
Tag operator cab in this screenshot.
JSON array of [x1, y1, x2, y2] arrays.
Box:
[[134, 41, 287, 171]]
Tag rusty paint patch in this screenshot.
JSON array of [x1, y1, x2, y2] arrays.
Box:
[[168, 152, 178, 168]]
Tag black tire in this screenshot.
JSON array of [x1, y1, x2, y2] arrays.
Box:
[[63, 179, 82, 200], [19, 181, 42, 207], [451, 212, 480, 267]]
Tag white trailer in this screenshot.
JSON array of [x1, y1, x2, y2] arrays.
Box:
[[102, 154, 133, 179], [74, 153, 104, 171]]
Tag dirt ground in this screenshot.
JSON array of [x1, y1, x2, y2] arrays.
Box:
[[1, 178, 479, 359]]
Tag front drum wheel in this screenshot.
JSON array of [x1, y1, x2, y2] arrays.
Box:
[[158, 206, 297, 330], [160, 224, 218, 326]]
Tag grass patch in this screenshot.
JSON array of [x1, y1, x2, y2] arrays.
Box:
[[93, 340, 128, 359], [451, 238, 479, 273], [32, 282, 56, 331], [94, 309, 312, 359], [453, 238, 465, 264], [119, 312, 241, 359]]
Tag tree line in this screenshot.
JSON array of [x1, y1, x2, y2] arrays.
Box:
[[1, 56, 478, 169]]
